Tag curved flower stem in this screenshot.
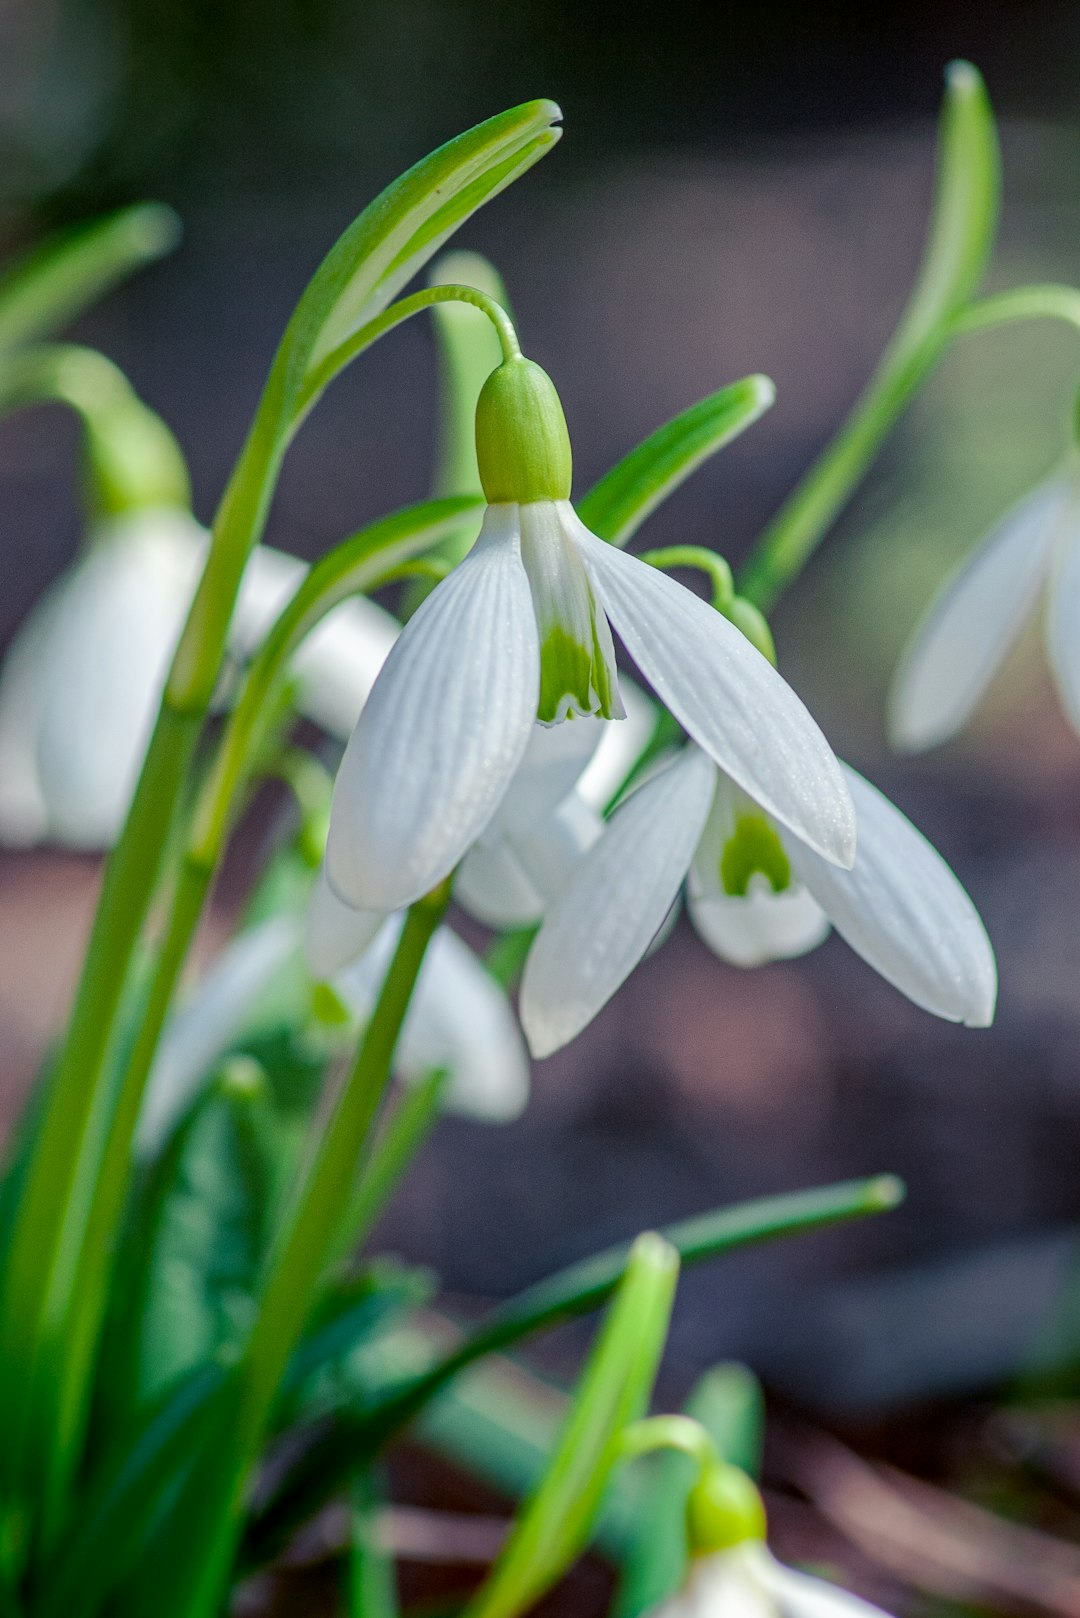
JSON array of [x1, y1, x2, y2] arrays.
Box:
[[950, 282, 1080, 340], [620, 1415, 720, 1470], [637, 546, 734, 611], [294, 283, 521, 427]]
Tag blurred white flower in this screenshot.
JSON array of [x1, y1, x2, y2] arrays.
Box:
[[325, 497, 856, 916], [141, 890, 529, 1157], [652, 1542, 892, 1618], [0, 506, 399, 848], [889, 465, 1080, 751], [521, 745, 997, 1056]]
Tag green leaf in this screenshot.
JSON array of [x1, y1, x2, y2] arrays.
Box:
[[103, 1060, 281, 1426], [346, 1472, 399, 1618], [577, 376, 775, 548], [0, 203, 180, 352], [612, 1364, 764, 1618], [31, 1362, 227, 1618], [244, 1176, 902, 1567], [466, 1234, 678, 1618], [275, 100, 560, 430], [890, 60, 1000, 360]]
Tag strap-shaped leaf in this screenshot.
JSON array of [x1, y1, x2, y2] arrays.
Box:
[[577, 375, 775, 548], [280, 99, 561, 415], [0, 203, 180, 352]]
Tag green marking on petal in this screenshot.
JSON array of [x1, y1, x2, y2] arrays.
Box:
[[719, 815, 791, 897], [537, 621, 622, 724]]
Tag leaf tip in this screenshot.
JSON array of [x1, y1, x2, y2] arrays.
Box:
[[866, 1173, 906, 1212]]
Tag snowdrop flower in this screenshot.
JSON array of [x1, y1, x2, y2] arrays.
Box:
[[141, 886, 528, 1157], [648, 1455, 892, 1618], [658, 1540, 893, 1618], [521, 744, 996, 1056], [0, 506, 400, 848], [326, 356, 855, 914], [889, 464, 1080, 751], [455, 679, 657, 928]]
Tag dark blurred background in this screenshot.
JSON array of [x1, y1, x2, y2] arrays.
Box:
[[5, 0, 1080, 1431]]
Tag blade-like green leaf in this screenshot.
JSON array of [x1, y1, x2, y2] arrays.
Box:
[[0, 203, 180, 352], [244, 1176, 902, 1564], [612, 1364, 765, 1618], [577, 376, 775, 548], [466, 1234, 678, 1618]]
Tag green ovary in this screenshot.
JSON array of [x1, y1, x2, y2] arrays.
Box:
[[719, 814, 791, 897], [537, 622, 622, 724]]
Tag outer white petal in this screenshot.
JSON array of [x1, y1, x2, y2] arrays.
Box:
[[491, 717, 605, 839], [575, 676, 657, 812], [1046, 525, 1080, 737], [889, 474, 1073, 752], [33, 509, 204, 848], [456, 837, 547, 928], [233, 545, 401, 738], [139, 914, 302, 1158], [335, 918, 530, 1120], [305, 861, 386, 979], [458, 793, 604, 928], [574, 522, 854, 868], [520, 746, 716, 1057], [688, 880, 830, 967], [789, 765, 997, 1026], [754, 1545, 895, 1618], [325, 507, 539, 911]]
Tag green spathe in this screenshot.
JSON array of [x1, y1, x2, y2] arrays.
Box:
[[686, 1463, 767, 1554], [720, 814, 791, 898], [476, 358, 573, 503]]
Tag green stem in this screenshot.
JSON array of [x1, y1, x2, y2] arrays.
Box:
[[950, 282, 1080, 339], [165, 884, 452, 1618], [637, 547, 734, 611], [619, 1415, 718, 1470], [295, 284, 521, 428], [738, 60, 999, 612]]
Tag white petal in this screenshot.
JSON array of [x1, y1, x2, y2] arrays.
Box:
[[575, 675, 657, 812], [233, 545, 401, 739], [139, 914, 302, 1157], [458, 792, 603, 928], [325, 507, 539, 910], [789, 765, 997, 1026], [688, 880, 830, 967], [490, 717, 605, 839], [0, 584, 59, 844], [335, 919, 530, 1120], [1046, 526, 1080, 737], [756, 1546, 894, 1618], [520, 746, 716, 1057], [305, 862, 386, 979], [456, 837, 547, 928], [32, 509, 203, 848], [889, 475, 1072, 752], [575, 522, 854, 868]]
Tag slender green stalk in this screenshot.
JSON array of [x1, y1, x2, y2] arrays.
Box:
[[344, 1069, 450, 1252], [159, 884, 452, 1618], [951, 282, 1080, 339], [739, 61, 999, 612], [619, 1415, 718, 1470], [637, 547, 734, 611]]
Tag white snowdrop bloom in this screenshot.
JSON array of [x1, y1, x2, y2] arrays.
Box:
[[0, 506, 401, 848], [655, 1543, 893, 1618], [521, 744, 996, 1057], [143, 887, 528, 1153], [0, 507, 205, 848], [455, 680, 657, 929], [326, 357, 855, 914], [889, 465, 1080, 751]]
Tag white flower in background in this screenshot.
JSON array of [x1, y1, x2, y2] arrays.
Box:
[[0, 506, 399, 848], [140, 889, 528, 1157], [889, 464, 1080, 751], [521, 744, 997, 1057], [657, 1542, 893, 1618], [326, 357, 855, 914], [455, 679, 657, 928]]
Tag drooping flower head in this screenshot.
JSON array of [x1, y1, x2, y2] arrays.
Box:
[[326, 354, 856, 914]]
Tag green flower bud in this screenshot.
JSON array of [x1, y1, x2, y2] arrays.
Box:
[[686, 1462, 767, 1556], [475, 357, 573, 503]]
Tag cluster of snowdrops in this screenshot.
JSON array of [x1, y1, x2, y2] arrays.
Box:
[[0, 57, 1076, 1618]]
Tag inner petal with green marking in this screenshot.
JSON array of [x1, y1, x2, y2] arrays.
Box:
[[518, 499, 626, 724], [719, 812, 792, 897]]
